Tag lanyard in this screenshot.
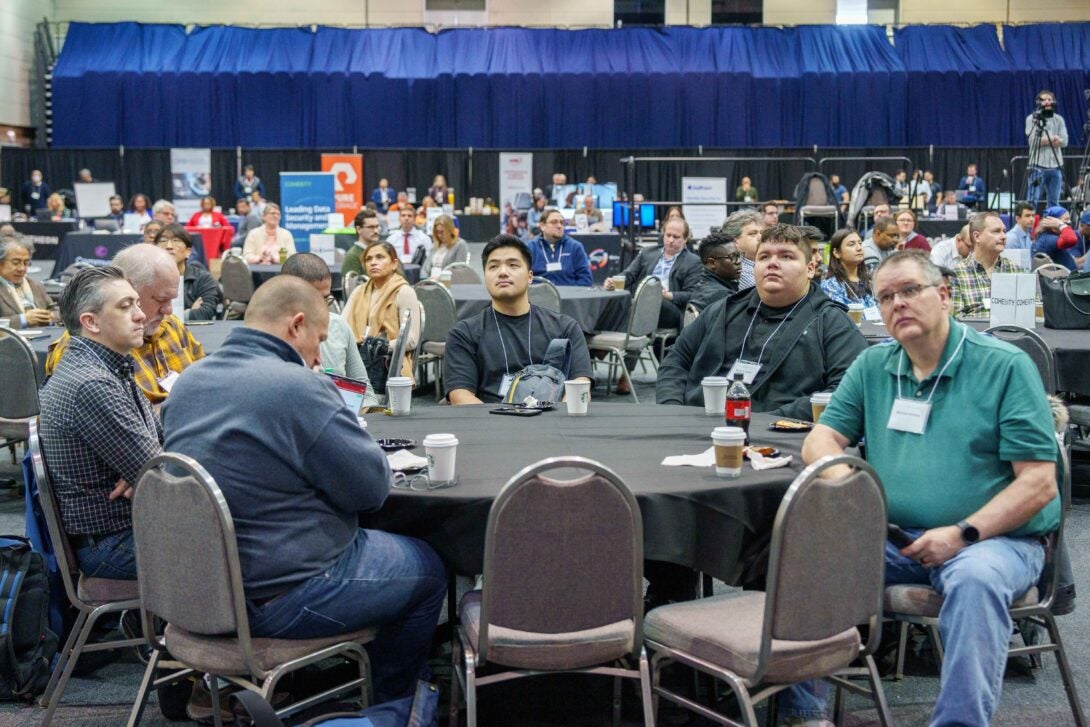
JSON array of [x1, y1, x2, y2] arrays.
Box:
[[541, 239, 563, 264], [491, 306, 533, 375], [896, 323, 968, 404], [738, 297, 806, 366]]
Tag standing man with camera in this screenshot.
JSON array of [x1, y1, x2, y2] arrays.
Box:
[[1026, 89, 1068, 210]]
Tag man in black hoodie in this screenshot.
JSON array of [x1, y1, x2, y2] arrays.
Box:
[[657, 224, 867, 420], [690, 230, 741, 311]]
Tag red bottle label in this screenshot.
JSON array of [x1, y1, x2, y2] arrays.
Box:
[[726, 400, 750, 420]]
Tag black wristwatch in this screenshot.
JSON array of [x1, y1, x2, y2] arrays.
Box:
[[957, 520, 980, 544]]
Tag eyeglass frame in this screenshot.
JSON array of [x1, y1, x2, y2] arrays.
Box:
[[875, 283, 939, 309]]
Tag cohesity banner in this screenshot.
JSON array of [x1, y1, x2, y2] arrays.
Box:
[[280, 172, 335, 253]]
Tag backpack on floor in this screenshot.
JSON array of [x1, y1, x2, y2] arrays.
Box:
[[502, 338, 572, 406], [232, 680, 439, 727], [0, 536, 59, 702]]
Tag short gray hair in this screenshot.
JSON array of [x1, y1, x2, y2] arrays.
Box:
[[59, 265, 127, 335], [0, 237, 32, 263], [721, 209, 763, 239], [113, 244, 177, 290], [151, 199, 175, 216], [874, 250, 945, 287]]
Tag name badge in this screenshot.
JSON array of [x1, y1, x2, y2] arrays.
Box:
[[887, 398, 931, 434], [546, 261, 562, 272], [983, 295, 992, 310], [499, 373, 515, 398], [863, 306, 882, 322], [726, 359, 762, 385], [158, 371, 181, 394]]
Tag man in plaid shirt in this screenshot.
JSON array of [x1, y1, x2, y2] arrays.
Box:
[[951, 211, 1025, 319], [46, 244, 204, 404], [39, 266, 163, 579]]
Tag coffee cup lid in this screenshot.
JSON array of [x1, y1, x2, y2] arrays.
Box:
[[423, 433, 458, 447], [702, 376, 729, 385], [848, 302, 864, 310], [565, 379, 590, 386], [810, 391, 833, 403], [387, 377, 413, 386], [712, 426, 745, 440]]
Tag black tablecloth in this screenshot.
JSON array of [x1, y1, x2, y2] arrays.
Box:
[[454, 215, 499, 243], [358, 405, 805, 581], [449, 283, 630, 333], [53, 231, 208, 272], [916, 219, 964, 239], [249, 264, 347, 291], [13, 221, 79, 261], [571, 233, 623, 283], [858, 320, 1090, 396]]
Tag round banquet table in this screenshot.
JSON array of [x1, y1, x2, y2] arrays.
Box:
[[358, 405, 809, 584], [449, 283, 630, 333]]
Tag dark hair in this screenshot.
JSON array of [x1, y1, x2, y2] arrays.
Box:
[[1036, 89, 1054, 103], [758, 223, 811, 259], [1015, 201, 1035, 217], [540, 208, 564, 225], [363, 241, 405, 278], [698, 231, 735, 263], [281, 252, 332, 283], [354, 207, 378, 229], [154, 223, 193, 249], [969, 211, 1002, 240], [243, 164, 255, 172], [483, 234, 532, 267], [797, 225, 824, 243], [399, 203, 416, 214], [824, 228, 870, 291], [128, 193, 150, 211], [109, 195, 123, 204], [235, 197, 250, 207], [873, 216, 898, 235], [59, 265, 128, 335]]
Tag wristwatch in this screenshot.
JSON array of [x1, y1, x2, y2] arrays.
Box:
[[957, 520, 980, 544]]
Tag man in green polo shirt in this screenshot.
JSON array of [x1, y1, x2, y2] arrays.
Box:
[[785, 251, 1060, 727]]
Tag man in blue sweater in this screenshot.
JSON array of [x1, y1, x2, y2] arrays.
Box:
[[528, 208, 593, 286], [162, 276, 446, 702]]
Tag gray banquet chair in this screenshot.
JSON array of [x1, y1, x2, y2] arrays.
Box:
[[0, 325, 41, 461], [643, 455, 893, 727], [445, 261, 481, 285], [28, 418, 143, 727], [682, 302, 701, 328], [219, 254, 254, 319], [414, 280, 458, 400], [450, 457, 654, 727], [127, 453, 375, 726], [527, 278, 562, 313], [586, 275, 664, 404], [342, 270, 361, 300]]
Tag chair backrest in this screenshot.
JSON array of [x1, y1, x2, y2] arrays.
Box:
[[1031, 253, 1053, 271], [343, 270, 361, 299], [220, 254, 255, 303], [758, 455, 886, 678], [27, 418, 83, 607], [479, 457, 643, 667], [0, 326, 41, 419], [527, 279, 562, 313], [445, 262, 481, 284], [628, 275, 664, 339], [1035, 263, 1070, 279], [983, 324, 1055, 392], [388, 308, 413, 377], [133, 453, 254, 651], [683, 303, 700, 328], [806, 176, 828, 206], [414, 280, 457, 344]]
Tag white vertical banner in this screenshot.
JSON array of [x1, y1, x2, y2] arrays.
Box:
[[170, 148, 212, 221], [682, 177, 728, 238], [990, 273, 1037, 329], [499, 152, 533, 235]]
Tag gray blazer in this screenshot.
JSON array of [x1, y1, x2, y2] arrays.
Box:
[[421, 238, 470, 278], [0, 277, 53, 328]]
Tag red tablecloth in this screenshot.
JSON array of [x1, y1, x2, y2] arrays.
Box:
[[185, 225, 234, 260]]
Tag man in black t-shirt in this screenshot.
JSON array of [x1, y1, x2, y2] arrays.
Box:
[[444, 235, 594, 404]]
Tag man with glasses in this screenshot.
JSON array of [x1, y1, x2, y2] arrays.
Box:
[[657, 224, 867, 418], [528, 208, 593, 287], [604, 217, 701, 327], [344, 208, 382, 277], [690, 230, 742, 312], [951, 211, 1024, 318], [722, 208, 764, 290], [795, 251, 1060, 727]]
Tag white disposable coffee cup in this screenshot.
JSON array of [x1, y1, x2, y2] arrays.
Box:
[[386, 376, 413, 416], [0, 318, 10, 329], [701, 376, 729, 417], [564, 379, 591, 416], [711, 426, 746, 478], [810, 391, 833, 422], [438, 270, 453, 288], [847, 303, 864, 326], [423, 433, 458, 485], [610, 275, 626, 290]]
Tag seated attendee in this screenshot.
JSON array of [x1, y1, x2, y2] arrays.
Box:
[[231, 197, 261, 246], [421, 214, 469, 279], [385, 204, 430, 265], [416, 197, 436, 229], [528, 208, 593, 287], [722, 208, 764, 290], [141, 219, 164, 245], [1005, 202, 1036, 251], [821, 228, 877, 308], [344, 208, 380, 277], [690, 231, 741, 312], [575, 195, 603, 226], [343, 241, 420, 381], [862, 202, 891, 240], [151, 198, 176, 225], [47, 244, 205, 404], [371, 178, 397, 214], [1033, 206, 1080, 271], [154, 224, 221, 322], [46, 192, 73, 220], [128, 194, 152, 226], [186, 195, 232, 229], [799, 225, 827, 278], [656, 224, 868, 419], [735, 177, 759, 203], [526, 195, 548, 232], [445, 235, 594, 405], [896, 209, 931, 253], [282, 253, 379, 408], [0, 238, 54, 328], [792, 250, 1059, 727], [250, 190, 267, 217], [233, 164, 264, 201], [388, 191, 410, 212], [862, 216, 899, 272], [761, 202, 780, 228], [952, 211, 1024, 318], [428, 174, 449, 205], [243, 203, 295, 264], [105, 195, 125, 226], [162, 276, 445, 702], [929, 224, 971, 271], [604, 216, 702, 328], [934, 190, 968, 220], [956, 163, 986, 208], [39, 266, 163, 579]]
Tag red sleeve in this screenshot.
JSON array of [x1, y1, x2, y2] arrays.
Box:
[[186, 212, 202, 227], [1058, 227, 1077, 250]]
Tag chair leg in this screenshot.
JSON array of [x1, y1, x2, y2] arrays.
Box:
[[39, 609, 88, 708], [449, 637, 462, 727], [927, 624, 945, 666], [833, 680, 844, 724], [895, 621, 909, 681], [1043, 613, 1088, 727], [612, 675, 622, 726], [41, 608, 99, 725], [864, 654, 895, 727], [612, 349, 638, 404], [638, 648, 654, 727], [126, 649, 163, 727], [465, 656, 478, 727], [209, 675, 224, 727]]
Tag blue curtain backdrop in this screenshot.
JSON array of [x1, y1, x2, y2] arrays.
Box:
[[51, 22, 1090, 149]]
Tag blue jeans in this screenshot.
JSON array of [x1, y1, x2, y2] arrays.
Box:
[[780, 533, 1044, 726], [75, 529, 138, 580], [1027, 167, 1063, 209], [247, 529, 446, 703]]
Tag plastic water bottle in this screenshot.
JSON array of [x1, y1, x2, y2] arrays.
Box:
[[725, 373, 751, 445]]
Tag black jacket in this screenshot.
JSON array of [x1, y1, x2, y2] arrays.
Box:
[[656, 283, 868, 420], [184, 262, 223, 321], [621, 246, 703, 308], [691, 268, 740, 312]]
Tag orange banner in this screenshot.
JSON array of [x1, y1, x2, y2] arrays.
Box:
[[320, 154, 364, 225]]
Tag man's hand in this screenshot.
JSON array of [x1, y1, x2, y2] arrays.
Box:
[[25, 309, 53, 326], [108, 478, 134, 501], [662, 289, 673, 301], [900, 525, 964, 568], [1051, 138, 1063, 148], [603, 278, 615, 290], [1038, 216, 1062, 233], [190, 297, 204, 311]]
